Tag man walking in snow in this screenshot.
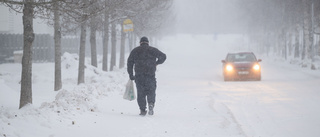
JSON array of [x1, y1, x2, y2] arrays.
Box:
[[127, 36, 166, 116]]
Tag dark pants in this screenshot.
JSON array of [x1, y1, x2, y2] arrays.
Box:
[[135, 75, 157, 111]]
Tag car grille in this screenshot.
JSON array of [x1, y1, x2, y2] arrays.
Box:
[[235, 67, 250, 71]]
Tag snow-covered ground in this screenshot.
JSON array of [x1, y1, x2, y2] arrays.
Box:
[[1, 34, 320, 137]]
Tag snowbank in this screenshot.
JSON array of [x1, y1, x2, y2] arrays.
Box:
[[265, 55, 320, 71], [0, 52, 128, 137], [40, 52, 128, 113]]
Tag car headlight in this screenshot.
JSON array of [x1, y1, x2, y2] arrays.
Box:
[[226, 65, 233, 71], [253, 64, 260, 70]]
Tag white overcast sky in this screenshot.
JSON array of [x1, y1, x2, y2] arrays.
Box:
[[173, 0, 243, 34]]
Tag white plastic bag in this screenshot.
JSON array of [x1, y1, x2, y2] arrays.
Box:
[[123, 80, 136, 101]]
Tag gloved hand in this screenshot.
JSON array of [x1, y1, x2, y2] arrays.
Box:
[[129, 75, 135, 80]]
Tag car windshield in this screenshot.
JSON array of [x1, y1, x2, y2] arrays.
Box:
[[226, 53, 256, 62]]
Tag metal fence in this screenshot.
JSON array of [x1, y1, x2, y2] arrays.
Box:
[[0, 34, 79, 64]]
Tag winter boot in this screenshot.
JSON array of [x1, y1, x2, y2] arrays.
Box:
[[148, 104, 154, 115], [139, 110, 147, 116]]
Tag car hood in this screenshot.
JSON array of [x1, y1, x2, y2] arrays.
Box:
[[231, 62, 256, 68]]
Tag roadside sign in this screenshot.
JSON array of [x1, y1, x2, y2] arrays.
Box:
[[123, 19, 133, 32]]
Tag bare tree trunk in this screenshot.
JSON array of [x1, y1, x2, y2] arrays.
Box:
[[302, 28, 307, 60], [19, 0, 34, 109], [288, 32, 292, 57], [302, 0, 312, 60], [110, 20, 116, 71], [119, 25, 126, 68], [284, 31, 287, 60], [78, 17, 86, 85], [102, 7, 109, 72], [318, 35, 320, 56], [133, 33, 137, 48], [90, 17, 97, 67], [54, 0, 62, 91], [128, 32, 133, 51], [277, 32, 282, 56], [294, 25, 300, 58]]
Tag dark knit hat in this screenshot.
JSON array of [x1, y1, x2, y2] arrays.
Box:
[[140, 36, 149, 43]]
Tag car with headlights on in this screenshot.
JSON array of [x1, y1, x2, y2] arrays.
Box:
[[221, 52, 262, 81]]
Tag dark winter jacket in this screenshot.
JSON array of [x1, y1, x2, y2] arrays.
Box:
[[127, 43, 166, 77]]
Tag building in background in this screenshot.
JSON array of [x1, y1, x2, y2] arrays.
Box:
[[0, 5, 14, 33], [0, 5, 53, 34]]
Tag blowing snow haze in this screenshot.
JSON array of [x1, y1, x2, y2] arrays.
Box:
[[174, 0, 242, 34], [1, 0, 320, 137]]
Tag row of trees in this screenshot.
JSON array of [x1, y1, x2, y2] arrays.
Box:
[[237, 0, 320, 63], [0, 0, 173, 109]]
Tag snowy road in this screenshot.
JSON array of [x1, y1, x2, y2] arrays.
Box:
[[156, 35, 320, 137]]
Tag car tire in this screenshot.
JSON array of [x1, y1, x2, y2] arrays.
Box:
[[224, 76, 231, 81], [256, 75, 261, 81]]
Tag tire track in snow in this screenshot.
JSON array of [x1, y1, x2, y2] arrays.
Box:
[[209, 80, 299, 137], [210, 94, 248, 137]]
